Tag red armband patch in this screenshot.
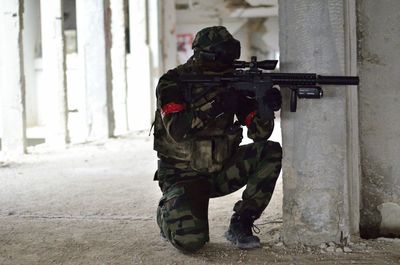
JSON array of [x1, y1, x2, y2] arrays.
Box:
[[244, 111, 256, 127], [161, 102, 186, 117]]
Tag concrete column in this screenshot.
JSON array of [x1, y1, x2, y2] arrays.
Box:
[[127, 0, 152, 131], [148, 0, 162, 121], [279, 0, 358, 245], [0, 0, 27, 155], [23, 0, 41, 128], [344, 0, 360, 236], [357, 0, 400, 238], [76, 0, 114, 140], [110, 0, 128, 135], [160, 0, 177, 73], [40, 0, 70, 146]]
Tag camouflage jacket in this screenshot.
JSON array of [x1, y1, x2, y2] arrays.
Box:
[[153, 57, 275, 173]]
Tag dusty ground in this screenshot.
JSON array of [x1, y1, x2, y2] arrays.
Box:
[[0, 134, 399, 265]]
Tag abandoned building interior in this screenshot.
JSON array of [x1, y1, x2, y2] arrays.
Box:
[[0, 0, 399, 264]]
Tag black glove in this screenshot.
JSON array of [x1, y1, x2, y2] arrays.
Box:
[[264, 87, 282, 112], [208, 91, 237, 118], [236, 94, 257, 123]]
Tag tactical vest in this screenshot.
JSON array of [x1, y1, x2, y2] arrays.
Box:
[[153, 61, 243, 173], [154, 112, 242, 173]]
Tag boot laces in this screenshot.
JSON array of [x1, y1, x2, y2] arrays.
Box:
[[252, 224, 260, 234], [240, 217, 260, 236]]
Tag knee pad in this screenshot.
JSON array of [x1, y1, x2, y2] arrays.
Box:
[[172, 231, 208, 253]]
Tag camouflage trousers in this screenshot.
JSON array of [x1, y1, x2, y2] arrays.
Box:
[[156, 140, 282, 252]]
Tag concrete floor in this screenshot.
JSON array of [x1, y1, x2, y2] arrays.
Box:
[[0, 134, 399, 265]]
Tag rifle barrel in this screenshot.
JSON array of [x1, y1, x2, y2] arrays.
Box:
[[270, 73, 359, 86]]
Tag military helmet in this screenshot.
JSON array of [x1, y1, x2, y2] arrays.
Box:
[[192, 26, 241, 62]]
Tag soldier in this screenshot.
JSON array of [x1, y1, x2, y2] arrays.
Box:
[[153, 26, 282, 252]]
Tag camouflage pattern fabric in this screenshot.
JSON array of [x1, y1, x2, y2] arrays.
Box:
[[154, 57, 275, 164], [192, 26, 235, 52], [156, 140, 282, 252], [154, 26, 281, 253]]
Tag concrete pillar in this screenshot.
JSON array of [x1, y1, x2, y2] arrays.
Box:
[[279, 0, 359, 245], [160, 0, 177, 73], [40, 0, 70, 146], [0, 0, 27, 155], [127, 0, 152, 131], [110, 0, 128, 135], [148, 0, 162, 121], [76, 0, 114, 140], [23, 0, 41, 128], [357, 0, 400, 238]]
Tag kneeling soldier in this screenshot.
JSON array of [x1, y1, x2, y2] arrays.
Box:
[[153, 26, 282, 252]]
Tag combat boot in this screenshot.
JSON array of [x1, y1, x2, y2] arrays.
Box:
[[224, 213, 260, 249]]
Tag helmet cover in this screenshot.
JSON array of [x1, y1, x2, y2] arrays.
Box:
[[192, 26, 240, 62]]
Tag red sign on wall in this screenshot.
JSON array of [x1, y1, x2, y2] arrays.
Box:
[[177, 33, 194, 63]]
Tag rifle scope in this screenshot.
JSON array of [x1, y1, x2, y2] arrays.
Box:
[[234, 56, 278, 71]]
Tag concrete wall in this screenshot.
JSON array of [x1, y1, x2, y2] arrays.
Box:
[[64, 0, 76, 30], [262, 16, 279, 60], [0, 0, 27, 154], [249, 17, 279, 61], [357, 0, 400, 238], [0, 14, 3, 136], [279, 0, 357, 245], [126, 0, 153, 131], [20, 0, 153, 138]]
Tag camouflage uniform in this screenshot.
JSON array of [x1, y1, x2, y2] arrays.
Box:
[[154, 26, 282, 252]]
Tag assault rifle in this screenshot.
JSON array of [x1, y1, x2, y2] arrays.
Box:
[[179, 56, 359, 121]]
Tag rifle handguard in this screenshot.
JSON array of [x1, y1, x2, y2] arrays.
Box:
[[179, 56, 359, 114]]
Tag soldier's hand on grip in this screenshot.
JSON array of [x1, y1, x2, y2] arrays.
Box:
[[236, 95, 257, 124], [264, 87, 282, 112]]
